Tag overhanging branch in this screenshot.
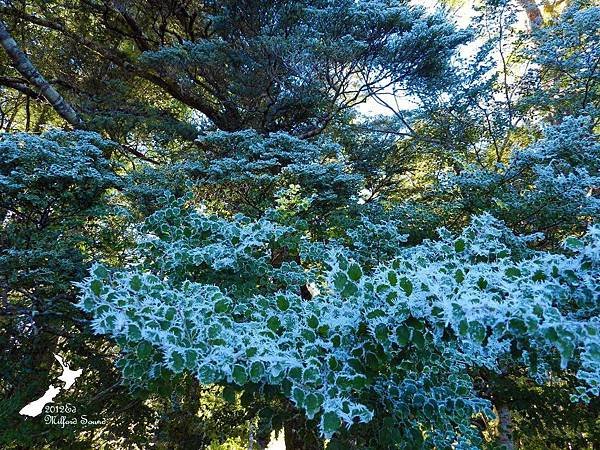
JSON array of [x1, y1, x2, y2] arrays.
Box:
[[0, 19, 84, 128]]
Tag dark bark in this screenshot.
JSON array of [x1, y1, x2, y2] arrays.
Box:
[[110, 0, 151, 52], [497, 404, 516, 450], [0, 19, 84, 128], [0, 75, 41, 98]]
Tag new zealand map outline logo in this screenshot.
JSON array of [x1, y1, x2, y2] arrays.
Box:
[[19, 354, 83, 417]]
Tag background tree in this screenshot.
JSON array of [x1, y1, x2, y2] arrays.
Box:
[[1, 0, 599, 449]]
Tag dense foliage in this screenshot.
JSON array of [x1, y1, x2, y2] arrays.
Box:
[[1, 0, 599, 449], [78, 204, 600, 449]]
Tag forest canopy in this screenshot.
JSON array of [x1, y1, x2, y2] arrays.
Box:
[[0, 0, 598, 449]]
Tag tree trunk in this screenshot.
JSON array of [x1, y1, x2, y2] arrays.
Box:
[[0, 19, 84, 128], [248, 421, 269, 450], [517, 0, 543, 29], [497, 404, 516, 450]]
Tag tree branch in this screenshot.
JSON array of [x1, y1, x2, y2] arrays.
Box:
[[0, 6, 231, 130], [0, 19, 84, 128], [0, 75, 41, 98]]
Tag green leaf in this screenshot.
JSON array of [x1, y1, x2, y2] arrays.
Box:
[[185, 349, 198, 369], [351, 375, 367, 389], [136, 341, 152, 359], [82, 296, 95, 311], [304, 393, 322, 415], [333, 273, 347, 290], [454, 239, 465, 252], [317, 324, 330, 338], [307, 315, 319, 329], [289, 367, 303, 381], [532, 270, 547, 282], [90, 279, 102, 296], [301, 328, 316, 342], [165, 307, 177, 321], [505, 267, 521, 278], [347, 263, 362, 281], [424, 400, 437, 417], [208, 323, 222, 339], [396, 325, 410, 345], [385, 292, 397, 305], [387, 271, 398, 286], [431, 306, 443, 318], [412, 393, 425, 407], [197, 365, 218, 384], [93, 265, 109, 279], [303, 367, 320, 384], [292, 387, 305, 406], [250, 361, 265, 381], [267, 316, 281, 332], [232, 365, 248, 385], [565, 237, 583, 249], [214, 299, 230, 313], [412, 330, 425, 349], [558, 340, 575, 369], [469, 321, 486, 342], [331, 334, 341, 347], [171, 351, 185, 372], [105, 314, 116, 329], [328, 356, 340, 371], [477, 277, 488, 290], [128, 323, 142, 340], [322, 412, 341, 436], [509, 318, 527, 334], [375, 324, 388, 341], [130, 275, 142, 291], [458, 319, 469, 336], [276, 295, 290, 311], [544, 327, 559, 343], [341, 282, 358, 298], [399, 277, 413, 296]]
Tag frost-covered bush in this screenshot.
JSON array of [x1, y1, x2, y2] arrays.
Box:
[[0, 130, 119, 219], [78, 196, 599, 448], [521, 2, 600, 118], [0, 131, 152, 448], [183, 130, 364, 217], [444, 116, 599, 239], [0, 130, 119, 294]]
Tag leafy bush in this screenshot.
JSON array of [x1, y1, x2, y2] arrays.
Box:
[[78, 197, 599, 448]]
